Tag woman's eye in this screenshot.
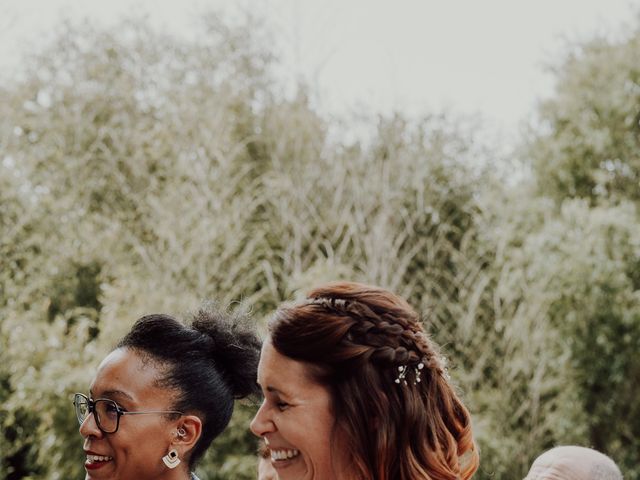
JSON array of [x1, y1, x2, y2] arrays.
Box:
[[276, 401, 290, 411], [97, 402, 120, 419]]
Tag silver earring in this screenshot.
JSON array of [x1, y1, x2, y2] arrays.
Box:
[[162, 449, 181, 469], [177, 428, 186, 438]]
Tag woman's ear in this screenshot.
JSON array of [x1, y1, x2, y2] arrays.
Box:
[[174, 415, 203, 451]]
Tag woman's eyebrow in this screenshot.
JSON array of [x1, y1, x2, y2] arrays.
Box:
[[94, 389, 135, 401], [266, 386, 296, 401]]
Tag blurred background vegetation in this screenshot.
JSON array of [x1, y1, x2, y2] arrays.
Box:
[[0, 11, 639, 480]]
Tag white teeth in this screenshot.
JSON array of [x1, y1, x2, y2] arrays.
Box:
[[270, 449, 300, 461], [86, 454, 113, 463]]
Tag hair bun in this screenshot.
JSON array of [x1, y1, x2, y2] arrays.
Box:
[[190, 303, 261, 399]]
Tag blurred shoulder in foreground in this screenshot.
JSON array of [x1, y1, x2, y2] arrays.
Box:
[[525, 446, 622, 480]]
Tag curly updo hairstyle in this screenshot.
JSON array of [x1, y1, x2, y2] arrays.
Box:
[[269, 281, 478, 480], [117, 304, 261, 467]]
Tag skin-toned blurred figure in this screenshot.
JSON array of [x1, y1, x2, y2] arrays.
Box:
[[257, 442, 279, 480], [524, 446, 623, 480]]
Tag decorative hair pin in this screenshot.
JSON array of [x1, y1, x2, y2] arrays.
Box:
[[441, 355, 451, 381], [415, 362, 424, 383], [395, 365, 408, 385], [394, 361, 425, 386]]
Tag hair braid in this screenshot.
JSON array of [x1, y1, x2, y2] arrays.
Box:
[[307, 296, 446, 376]]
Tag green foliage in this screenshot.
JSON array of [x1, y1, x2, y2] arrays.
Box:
[[197, 403, 262, 480], [1, 11, 639, 480], [468, 195, 640, 478], [529, 24, 640, 203]]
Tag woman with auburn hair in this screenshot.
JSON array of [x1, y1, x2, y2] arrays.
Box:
[[250, 281, 478, 480]]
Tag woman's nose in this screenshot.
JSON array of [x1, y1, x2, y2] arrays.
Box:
[[79, 411, 103, 438], [250, 401, 275, 437]]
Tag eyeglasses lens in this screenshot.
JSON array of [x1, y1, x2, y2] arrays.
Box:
[[73, 395, 119, 433], [74, 395, 89, 424], [94, 399, 119, 433]]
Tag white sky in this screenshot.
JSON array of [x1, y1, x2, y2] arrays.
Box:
[[1, 0, 638, 141]]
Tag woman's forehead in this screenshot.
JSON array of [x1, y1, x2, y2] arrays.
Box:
[[90, 348, 166, 401], [259, 342, 308, 378], [258, 342, 328, 397]]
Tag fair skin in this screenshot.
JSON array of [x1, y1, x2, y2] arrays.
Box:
[[250, 341, 350, 480], [258, 454, 279, 480], [79, 347, 202, 480], [525, 446, 622, 480]]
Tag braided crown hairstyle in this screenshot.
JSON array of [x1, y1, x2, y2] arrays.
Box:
[[117, 305, 261, 467], [269, 281, 478, 480]]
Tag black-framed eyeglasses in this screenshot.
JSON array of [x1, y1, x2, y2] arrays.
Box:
[[73, 393, 183, 434]]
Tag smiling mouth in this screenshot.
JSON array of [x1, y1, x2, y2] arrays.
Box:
[[270, 448, 300, 461], [85, 454, 114, 470], [87, 454, 113, 463]]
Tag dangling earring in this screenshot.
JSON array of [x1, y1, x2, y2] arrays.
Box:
[[162, 449, 181, 469]]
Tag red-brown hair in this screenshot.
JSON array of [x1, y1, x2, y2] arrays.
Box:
[[269, 281, 478, 480]]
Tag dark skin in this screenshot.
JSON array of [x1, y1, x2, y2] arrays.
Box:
[[79, 347, 202, 480]]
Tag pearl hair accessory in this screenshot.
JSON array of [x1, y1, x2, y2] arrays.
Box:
[[394, 361, 425, 385], [395, 365, 408, 384], [415, 362, 425, 383]]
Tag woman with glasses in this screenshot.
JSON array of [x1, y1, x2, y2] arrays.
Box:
[[74, 306, 261, 480]]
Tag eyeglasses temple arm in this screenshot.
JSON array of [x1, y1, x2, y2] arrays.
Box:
[[119, 410, 183, 416]]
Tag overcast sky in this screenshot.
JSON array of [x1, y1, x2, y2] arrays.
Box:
[[1, 0, 637, 141]]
